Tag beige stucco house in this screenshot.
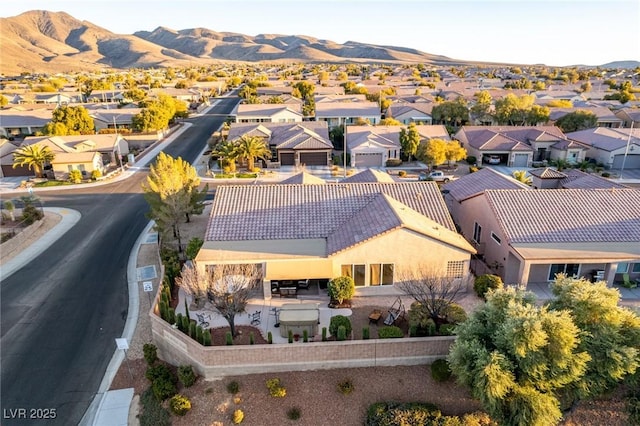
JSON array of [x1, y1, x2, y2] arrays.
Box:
[[443, 177, 640, 288], [195, 181, 476, 298]]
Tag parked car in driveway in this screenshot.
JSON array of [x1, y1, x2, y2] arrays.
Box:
[[418, 170, 455, 182], [485, 155, 501, 164]]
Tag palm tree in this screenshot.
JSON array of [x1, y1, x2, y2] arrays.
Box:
[[512, 170, 532, 185], [12, 144, 55, 178], [212, 140, 239, 172], [235, 135, 271, 171]]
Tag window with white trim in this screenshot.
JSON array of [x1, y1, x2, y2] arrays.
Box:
[[616, 263, 629, 274], [341, 264, 365, 287], [491, 232, 501, 245], [473, 222, 482, 243], [447, 261, 465, 278], [370, 264, 394, 286], [632, 263, 640, 273]]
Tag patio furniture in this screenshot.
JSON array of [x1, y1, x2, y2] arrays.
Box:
[[278, 303, 320, 338], [249, 310, 261, 326], [368, 309, 382, 324], [383, 297, 406, 326]]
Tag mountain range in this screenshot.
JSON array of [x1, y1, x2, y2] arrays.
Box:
[[1, 10, 638, 76]]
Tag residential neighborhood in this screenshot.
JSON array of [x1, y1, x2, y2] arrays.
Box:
[[1, 7, 640, 426]]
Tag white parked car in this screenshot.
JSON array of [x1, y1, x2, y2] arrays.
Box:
[[486, 155, 501, 164]]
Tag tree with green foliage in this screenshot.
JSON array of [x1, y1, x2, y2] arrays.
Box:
[[548, 275, 640, 404], [511, 170, 532, 185], [42, 105, 94, 135], [123, 88, 147, 103], [327, 276, 355, 305], [444, 140, 467, 167], [448, 287, 590, 426], [555, 110, 598, 133], [213, 140, 239, 172], [292, 80, 316, 116], [0, 95, 8, 107], [235, 135, 271, 171], [470, 90, 492, 121], [416, 138, 448, 169], [143, 152, 208, 254], [378, 118, 403, 126], [12, 144, 55, 177], [494, 93, 549, 125], [398, 122, 421, 162], [431, 98, 469, 129]]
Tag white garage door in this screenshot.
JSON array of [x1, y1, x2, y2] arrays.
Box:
[[513, 153, 528, 167], [354, 153, 383, 167], [612, 154, 640, 169]]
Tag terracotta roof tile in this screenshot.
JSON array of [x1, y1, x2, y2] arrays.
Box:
[[442, 168, 529, 202]]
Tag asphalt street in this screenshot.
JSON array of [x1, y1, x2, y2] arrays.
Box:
[[0, 96, 239, 425]]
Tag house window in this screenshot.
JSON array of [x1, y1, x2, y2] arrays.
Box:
[[78, 164, 86, 172], [67, 165, 73, 172], [616, 263, 629, 274], [632, 263, 640, 273], [447, 261, 465, 278], [473, 222, 482, 244], [548, 264, 579, 281], [491, 232, 501, 245], [370, 264, 394, 286], [341, 264, 366, 287]]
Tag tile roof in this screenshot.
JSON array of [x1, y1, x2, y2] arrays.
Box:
[[528, 168, 567, 179], [228, 122, 332, 150], [206, 182, 457, 244], [567, 127, 640, 151], [558, 169, 628, 189], [346, 126, 400, 150], [278, 172, 326, 185], [484, 189, 640, 244], [442, 167, 529, 201], [341, 169, 396, 183]]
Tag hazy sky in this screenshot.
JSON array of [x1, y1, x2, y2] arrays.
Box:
[[3, 0, 639, 67]]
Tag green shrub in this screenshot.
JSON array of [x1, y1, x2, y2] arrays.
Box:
[[329, 315, 352, 337], [189, 321, 197, 339], [327, 276, 355, 305], [181, 315, 190, 333], [175, 313, 184, 331], [409, 325, 418, 337], [303, 329, 308, 343], [425, 319, 436, 336], [185, 237, 204, 260], [439, 324, 457, 335], [167, 307, 175, 325], [139, 387, 170, 426], [337, 378, 354, 395], [225, 331, 233, 345], [196, 325, 204, 344], [466, 155, 477, 165], [249, 332, 255, 345], [21, 204, 43, 225], [474, 274, 503, 299], [143, 343, 158, 366], [431, 359, 452, 382], [444, 303, 467, 325], [203, 330, 211, 346], [233, 409, 244, 424], [601, 172, 611, 178], [152, 376, 177, 401], [288, 329, 293, 344], [145, 364, 172, 383], [287, 407, 301, 420], [91, 169, 102, 180], [266, 378, 286, 398], [267, 331, 273, 344], [322, 327, 327, 341], [362, 326, 370, 340], [365, 401, 441, 426], [169, 394, 191, 416], [378, 326, 404, 339], [337, 325, 347, 341], [469, 166, 479, 173], [177, 365, 196, 388], [227, 380, 240, 394]]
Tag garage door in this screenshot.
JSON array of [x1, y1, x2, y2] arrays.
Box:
[[299, 152, 327, 166], [354, 153, 383, 167], [280, 152, 295, 166], [612, 154, 640, 169], [513, 153, 528, 167]]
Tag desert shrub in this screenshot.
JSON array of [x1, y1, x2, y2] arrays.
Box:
[[322, 327, 327, 341], [469, 166, 479, 173], [21, 204, 43, 225], [227, 380, 240, 394], [152, 376, 177, 401], [288, 329, 293, 343], [337, 378, 354, 395], [466, 155, 477, 165], [196, 325, 204, 344], [461, 411, 497, 425], [225, 331, 233, 345], [203, 330, 211, 346], [189, 321, 197, 339], [378, 326, 404, 339], [601, 172, 611, 178], [175, 313, 184, 331], [365, 401, 441, 426], [233, 409, 244, 424], [329, 315, 352, 337], [68, 169, 82, 183], [91, 169, 102, 180], [145, 364, 172, 383], [386, 158, 403, 167], [337, 325, 347, 341], [169, 394, 191, 416], [168, 308, 176, 325], [177, 365, 196, 388], [267, 331, 273, 344], [424, 319, 436, 336], [327, 276, 355, 304], [398, 170, 407, 177], [431, 359, 452, 382], [139, 387, 170, 426], [249, 331, 255, 345], [266, 378, 286, 398], [444, 303, 467, 325], [287, 407, 301, 420], [302, 330, 308, 343], [473, 274, 503, 299], [143, 343, 158, 366]]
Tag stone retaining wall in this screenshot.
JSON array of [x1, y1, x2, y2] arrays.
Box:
[[0, 217, 45, 257], [150, 311, 455, 380]]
